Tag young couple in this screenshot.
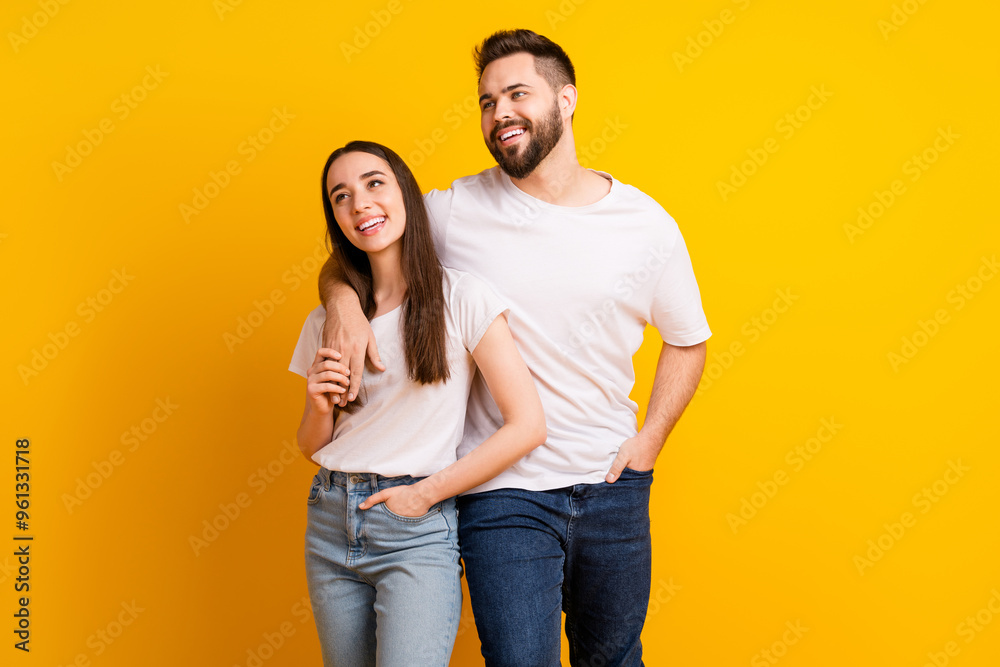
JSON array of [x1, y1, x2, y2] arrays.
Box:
[[288, 29, 711, 667]]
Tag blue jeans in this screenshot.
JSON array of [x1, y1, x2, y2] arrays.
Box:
[[304, 468, 462, 667], [457, 466, 654, 667]]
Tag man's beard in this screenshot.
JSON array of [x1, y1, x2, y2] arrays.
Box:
[[488, 102, 563, 180]]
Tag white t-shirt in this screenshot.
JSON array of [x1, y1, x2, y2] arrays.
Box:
[[288, 267, 508, 477], [423, 166, 712, 493]]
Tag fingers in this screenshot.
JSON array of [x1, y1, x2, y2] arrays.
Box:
[[358, 490, 387, 510], [315, 347, 341, 362], [367, 333, 386, 372], [346, 349, 365, 404], [606, 453, 629, 484]]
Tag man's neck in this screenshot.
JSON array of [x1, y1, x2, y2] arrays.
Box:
[[508, 138, 612, 207]]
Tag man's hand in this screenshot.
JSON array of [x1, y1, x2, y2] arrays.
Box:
[[322, 291, 386, 408], [358, 483, 433, 518], [606, 434, 660, 483]]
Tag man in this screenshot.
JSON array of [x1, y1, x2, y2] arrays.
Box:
[[318, 29, 710, 667]]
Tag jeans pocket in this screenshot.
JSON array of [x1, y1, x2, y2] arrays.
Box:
[[306, 473, 324, 505], [379, 500, 443, 523], [621, 466, 654, 477]]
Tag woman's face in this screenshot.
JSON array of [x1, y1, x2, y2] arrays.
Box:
[[326, 151, 406, 254]]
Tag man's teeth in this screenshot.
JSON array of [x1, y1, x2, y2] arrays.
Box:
[[359, 216, 385, 231], [500, 128, 525, 141]]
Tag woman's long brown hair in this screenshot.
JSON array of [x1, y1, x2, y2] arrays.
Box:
[[320, 141, 450, 390]]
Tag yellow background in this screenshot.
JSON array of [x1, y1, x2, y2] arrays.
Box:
[[2, 0, 998, 665]]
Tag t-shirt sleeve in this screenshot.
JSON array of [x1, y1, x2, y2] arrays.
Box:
[[451, 272, 510, 353], [423, 188, 453, 256], [288, 307, 326, 378], [649, 225, 712, 346]]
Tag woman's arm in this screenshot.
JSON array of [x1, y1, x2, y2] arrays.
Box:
[[296, 347, 351, 462], [358, 314, 546, 516]]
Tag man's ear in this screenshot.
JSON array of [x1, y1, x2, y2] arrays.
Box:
[[559, 84, 578, 121]]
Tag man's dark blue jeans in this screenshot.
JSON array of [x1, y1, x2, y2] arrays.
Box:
[[457, 466, 654, 667]]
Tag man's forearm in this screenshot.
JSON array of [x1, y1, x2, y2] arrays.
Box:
[[318, 254, 347, 306], [639, 341, 707, 448]]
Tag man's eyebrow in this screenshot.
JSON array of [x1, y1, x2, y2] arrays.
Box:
[[479, 83, 532, 103], [328, 170, 386, 197]]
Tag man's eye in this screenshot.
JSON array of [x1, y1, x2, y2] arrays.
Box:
[[512, 91, 525, 99], [482, 101, 495, 110]]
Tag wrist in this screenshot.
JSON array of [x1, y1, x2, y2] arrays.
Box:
[[409, 479, 439, 508]]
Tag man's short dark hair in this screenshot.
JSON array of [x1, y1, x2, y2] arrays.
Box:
[[474, 29, 576, 92]]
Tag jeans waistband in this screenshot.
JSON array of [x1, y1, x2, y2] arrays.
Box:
[[317, 467, 426, 492]]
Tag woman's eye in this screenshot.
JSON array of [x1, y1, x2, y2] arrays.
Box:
[[368, 179, 383, 188], [334, 193, 347, 203]]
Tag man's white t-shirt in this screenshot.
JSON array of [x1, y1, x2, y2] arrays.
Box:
[[423, 166, 712, 493], [288, 267, 508, 477]]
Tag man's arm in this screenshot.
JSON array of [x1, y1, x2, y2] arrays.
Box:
[[605, 340, 707, 483], [318, 255, 385, 408]]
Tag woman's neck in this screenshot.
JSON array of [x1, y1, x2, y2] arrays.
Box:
[[368, 244, 406, 317]]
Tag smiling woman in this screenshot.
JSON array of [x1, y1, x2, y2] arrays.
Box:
[[287, 140, 546, 666]]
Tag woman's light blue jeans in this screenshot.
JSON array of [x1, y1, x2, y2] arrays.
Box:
[[304, 467, 462, 666]]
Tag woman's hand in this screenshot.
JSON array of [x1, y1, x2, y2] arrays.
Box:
[[358, 483, 433, 518], [305, 348, 351, 415]]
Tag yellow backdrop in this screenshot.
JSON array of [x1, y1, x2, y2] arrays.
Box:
[[3, 0, 998, 665]]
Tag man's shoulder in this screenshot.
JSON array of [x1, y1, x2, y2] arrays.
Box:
[[605, 176, 679, 233]]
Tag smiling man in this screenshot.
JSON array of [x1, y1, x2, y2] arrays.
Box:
[[317, 29, 711, 666]]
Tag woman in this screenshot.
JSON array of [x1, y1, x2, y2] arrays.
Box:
[[288, 140, 546, 666]]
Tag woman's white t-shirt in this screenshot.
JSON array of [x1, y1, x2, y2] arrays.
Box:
[[288, 267, 507, 477]]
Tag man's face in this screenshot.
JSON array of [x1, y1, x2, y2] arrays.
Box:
[[478, 52, 564, 179]]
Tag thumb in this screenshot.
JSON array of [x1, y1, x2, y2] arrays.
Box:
[[606, 452, 629, 484]]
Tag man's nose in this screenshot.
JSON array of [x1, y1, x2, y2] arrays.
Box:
[[493, 96, 514, 121]]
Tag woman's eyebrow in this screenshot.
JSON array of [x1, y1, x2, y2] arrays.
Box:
[[329, 170, 387, 196]]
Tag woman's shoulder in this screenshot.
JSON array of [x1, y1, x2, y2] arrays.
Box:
[[440, 266, 495, 303]]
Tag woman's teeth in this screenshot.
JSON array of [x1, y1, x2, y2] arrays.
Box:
[[358, 216, 385, 231]]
